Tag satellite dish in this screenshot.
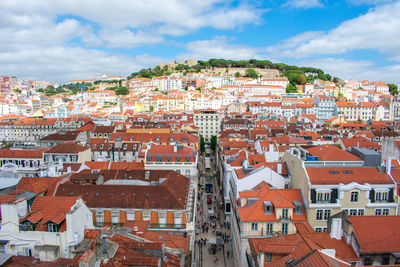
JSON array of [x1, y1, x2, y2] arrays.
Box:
[[18, 207, 27, 217]]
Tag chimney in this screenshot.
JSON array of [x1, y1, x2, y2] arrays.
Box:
[[269, 143, 274, 152], [386, 157, 392, 175], [67, 166, 72, 173], [330, 218, 343, 240], [174, 145, 177, 153], [145, 171, 150, 180], [277, 163, 282, 174]]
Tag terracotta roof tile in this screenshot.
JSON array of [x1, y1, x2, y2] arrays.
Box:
[[306, 167, 393, 185], [349, 216, 400, 253]]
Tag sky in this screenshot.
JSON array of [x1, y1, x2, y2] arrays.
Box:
[[1, 0, 400, 83]]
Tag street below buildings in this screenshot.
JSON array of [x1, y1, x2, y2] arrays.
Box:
[[194, 152, 235, 267]]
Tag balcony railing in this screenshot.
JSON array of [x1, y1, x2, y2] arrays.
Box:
[[149, 223, 186, 229], [279, 216, 292, 221]]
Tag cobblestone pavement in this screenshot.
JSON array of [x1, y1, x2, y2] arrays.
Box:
[[194, 154, 235, 267]]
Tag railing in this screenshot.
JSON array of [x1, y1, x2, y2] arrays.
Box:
[[304, 160, 364, 167], [279, 216, 292, 221], [149, 223, 186, 229]]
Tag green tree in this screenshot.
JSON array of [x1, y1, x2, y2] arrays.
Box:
[[154, 88, 159, 91], [286, 83, 298, 93], [245, 68, 258, 79], [388, 83, 399, 95], [210, 135, 217, 151], [149, 105, 154, 112], [114, 87, 129, 95], [184, 86, 188, 90], [200, 136, 205, 153], [235, 72, 241, 78]]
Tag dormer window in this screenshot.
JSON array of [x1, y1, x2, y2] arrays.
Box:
[[108, 144, 112, 149], [99, 144, 104, 149], [129, 137, 134, 141], [169, 136, 174, 141], [263, 201, 272, 214], [123, 144, 128, 149], [293, 201, 302, 214], [155, 136, 160, 141]]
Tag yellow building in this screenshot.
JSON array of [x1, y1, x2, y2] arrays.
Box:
[[284, 150, 397, 232]]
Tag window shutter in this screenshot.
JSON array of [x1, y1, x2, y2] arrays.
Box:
[[311, 189, 316, 203], [369, 189, 375, 203], [389, 189, 394, 203], [330, 189, 337, 203]]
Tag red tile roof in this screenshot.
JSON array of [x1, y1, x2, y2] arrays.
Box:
[[306, 167, 393, 185], [0, 148, 49, 159], [238, 182, 306, 223], [306, 144, 361, 161], [349, 216, 400, 253], [45, 142, 88, 154], [23, 196, 79, 232], [14, 177, 62, 195]]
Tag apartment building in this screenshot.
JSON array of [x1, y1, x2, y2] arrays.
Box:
[[0, 196, 93, 260], [193, 109, 221, 143], [144, 143, 198, 179], [0, 147, 48, 179], [234, 182, 306, 266], [313, 94, 337, 120], [54, 170, 195, 234], [0, 117, 91, 143], [284, 147, 397, 232]]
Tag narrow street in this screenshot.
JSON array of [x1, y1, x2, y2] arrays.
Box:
[[194, 151, 235, 267]]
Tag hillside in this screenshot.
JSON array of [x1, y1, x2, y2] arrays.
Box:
[[127, 59, 337, 92]]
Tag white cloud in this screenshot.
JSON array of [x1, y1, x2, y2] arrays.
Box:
[[297, 57, 400, 83], [0, 46, 164, 82], [346, 0, 396, 5], [267, 1, 400, 60], [283, 0, 323, 8], [0, 0, 264, 81], [178, 36, 263, 61]]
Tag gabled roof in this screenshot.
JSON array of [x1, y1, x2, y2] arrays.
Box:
[[23, 196, 79, 231], [238, 182, 306, 223]]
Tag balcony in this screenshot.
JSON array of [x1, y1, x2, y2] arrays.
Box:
[[279, 215, 292, 222]]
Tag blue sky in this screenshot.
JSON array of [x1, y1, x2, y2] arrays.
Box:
[[1, 0, 400, 83]]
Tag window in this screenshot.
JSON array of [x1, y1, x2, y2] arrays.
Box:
[[382, 192, 388, 201], [96, 211, 104, 224], [111, 211, 119, 224], [265, 254, 272, 262], [316, 210, 323, 220], [358, 209, 364, 216], [317, 192, 330, 203], [315, 227, 323, 232], [185, 169, 190, 176], [382, 256, 390, 265], [0, 242, 6, 254], [350, 191, 359, 202], [282, 208, 289, 219], [364, 257, 372, 266], [251, 223, 258, 231], [282, 223, 288, 235], [266, 223, 273, 235], [349, 209, 357, 216], [143, 210, 151, 221], [47, 223, 58, 232], [174, 212, 182, 226], [375, 192, 382, 202], [158, 212, 167, 227], [375, 209, 382, 215], [324, 210, 331, 220], [126, 211, 135, 221], [382, 209, 389, 215]]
